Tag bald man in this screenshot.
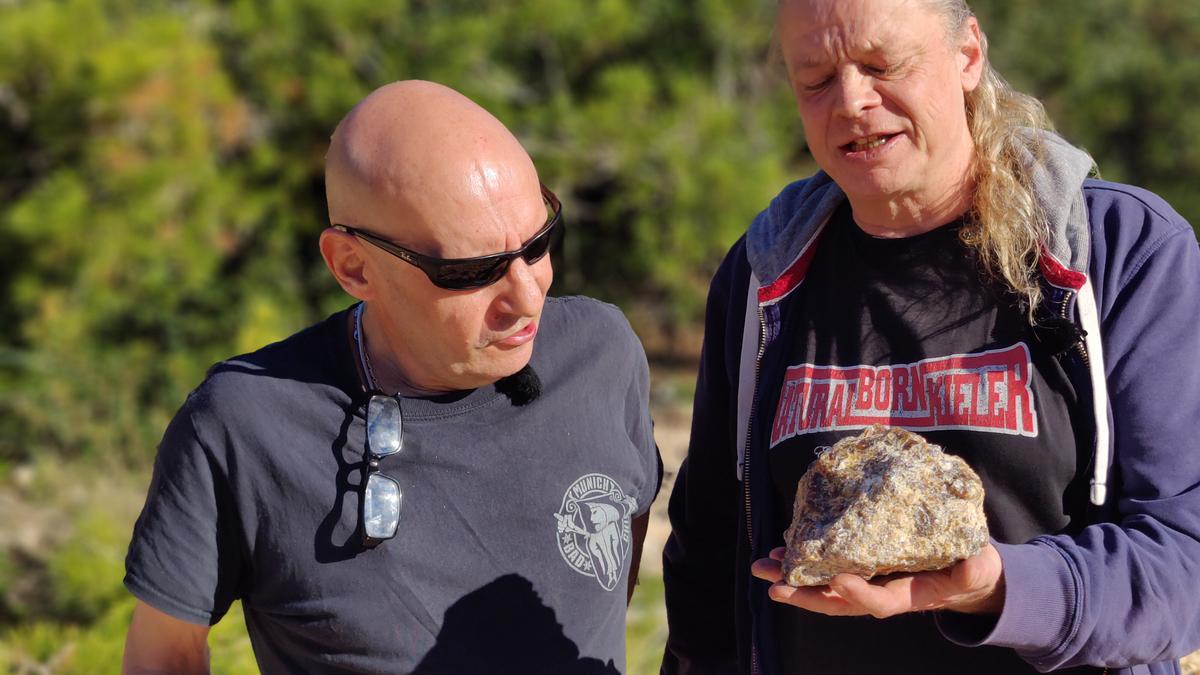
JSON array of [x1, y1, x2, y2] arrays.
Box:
[[122, 81, 661, 674]]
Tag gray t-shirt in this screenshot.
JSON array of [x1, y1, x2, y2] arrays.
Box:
[[124, 296, 661, 673]]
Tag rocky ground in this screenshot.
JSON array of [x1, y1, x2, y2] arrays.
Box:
[[643, 398, 692, 575]]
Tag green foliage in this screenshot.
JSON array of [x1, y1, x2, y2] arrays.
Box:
[[3, 0, 1191, 467], [626, 575, 668, 674], [0, 0, 792, 467], [208, 602, 260, 675], [46, 510, 130, 622], [973, 0, 1200, 221], [43, 596, 134, 674]]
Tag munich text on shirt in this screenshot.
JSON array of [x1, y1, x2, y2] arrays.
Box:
[[769, 344, 1038, 446]]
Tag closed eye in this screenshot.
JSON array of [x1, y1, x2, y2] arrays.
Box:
[[864, 62, 903, 78], [801, 76, 834, 93]]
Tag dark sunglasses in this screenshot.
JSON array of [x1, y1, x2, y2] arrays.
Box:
[[334, 184, 562, 290], [362, 395, 403, 547]]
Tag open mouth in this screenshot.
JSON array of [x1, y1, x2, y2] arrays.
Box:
[[840, 133, 899, 153]]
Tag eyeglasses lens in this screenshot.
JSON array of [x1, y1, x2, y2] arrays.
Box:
[[368, 395, 402, 456], [364, 472, 402, 539]]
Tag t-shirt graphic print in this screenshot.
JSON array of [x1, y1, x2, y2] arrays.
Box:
[[769, 343, 1039, 447], [554, 472, 639, 591]]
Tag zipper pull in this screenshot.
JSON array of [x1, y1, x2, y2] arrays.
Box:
[[1031, 315, 1087, 356]]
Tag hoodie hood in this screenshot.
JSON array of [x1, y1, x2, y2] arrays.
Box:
[[744, 129, 1097, 295]]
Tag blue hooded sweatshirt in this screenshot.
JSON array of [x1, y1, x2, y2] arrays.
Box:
[[662, 131, 1200, 675]]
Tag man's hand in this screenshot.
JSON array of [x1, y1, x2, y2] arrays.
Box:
[[749, 543, 1005, 618]]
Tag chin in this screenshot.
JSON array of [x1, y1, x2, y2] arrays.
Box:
[[466, 351, 533, 387], [494, 352, 534, 380]]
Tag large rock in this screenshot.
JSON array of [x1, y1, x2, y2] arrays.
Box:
[[782, 425, 988, 587]]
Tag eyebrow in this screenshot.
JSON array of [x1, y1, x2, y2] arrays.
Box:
[[791, 54, 831, 70], [792, 43, 911, 71]]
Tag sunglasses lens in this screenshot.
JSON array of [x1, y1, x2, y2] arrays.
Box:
[[434, 258, 509, 290], [364, 472, 402, 540], [522, 225, 555, 264], [367, 395, 402, 456]]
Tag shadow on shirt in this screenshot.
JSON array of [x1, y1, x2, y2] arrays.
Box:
[[412, 573, 619, 674]]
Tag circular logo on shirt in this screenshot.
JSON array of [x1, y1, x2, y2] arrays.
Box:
[[554, 473, 638, 592]]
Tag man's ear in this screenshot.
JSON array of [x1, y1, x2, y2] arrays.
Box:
[[320, 228, 372, 301], [959, 17, 985, 93]]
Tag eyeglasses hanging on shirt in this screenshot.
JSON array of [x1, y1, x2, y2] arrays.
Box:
[[362, 395, 403, 547]]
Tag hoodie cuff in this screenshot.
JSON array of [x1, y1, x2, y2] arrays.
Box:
[[937, 540, 1077, 661]]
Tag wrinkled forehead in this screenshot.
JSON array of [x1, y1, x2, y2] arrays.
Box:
[[364, 156, 545, 257], [777, 0, 945, 65]]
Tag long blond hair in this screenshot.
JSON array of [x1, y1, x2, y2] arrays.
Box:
[[928, 0, 1055, 316]]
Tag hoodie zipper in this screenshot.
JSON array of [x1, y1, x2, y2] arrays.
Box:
[[745, 301, 768, 675], [1059, 289, 1090, 367]]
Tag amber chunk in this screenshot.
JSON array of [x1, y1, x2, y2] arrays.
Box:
[[782, 425, 988, 587]]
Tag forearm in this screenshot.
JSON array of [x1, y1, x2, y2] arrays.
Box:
[[123, 600, 212, 675]]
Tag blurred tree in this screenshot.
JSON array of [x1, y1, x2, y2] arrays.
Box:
[[0, 0, 271, 464], [0, 0, 1196, 468], [974, 0, 1200, 221]]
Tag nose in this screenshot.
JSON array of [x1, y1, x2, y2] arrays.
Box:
[[833, 67, 882, 119], [493, 256, 549, 318]]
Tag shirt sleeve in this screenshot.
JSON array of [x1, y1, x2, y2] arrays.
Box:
[[621, 314, 662, 518], [939, 191, 1200, 670], [124, 395, 245, 626]]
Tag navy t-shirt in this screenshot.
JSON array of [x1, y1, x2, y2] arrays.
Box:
[[124, 296, 660, 674], [761, 204, 1096, 674]]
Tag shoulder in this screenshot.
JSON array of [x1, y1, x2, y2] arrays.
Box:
[[543, 295, 640, 346], [1084, 179, 1191, 236], [544, 294, 626, 321], [714, 235, 751, 291], [746, 173, 843, 282], [536, 296, 647, 378], [186, 311, 351, 429], [1083, 179, 1196, 289]]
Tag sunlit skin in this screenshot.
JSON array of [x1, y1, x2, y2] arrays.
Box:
[[320, 80, 552, 394], [757, 0, 1005, 618], [777, 0, 984, 237]]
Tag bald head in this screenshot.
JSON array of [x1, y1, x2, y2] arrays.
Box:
[[319, 80, 553, 392], [325, 80, 541, 255]]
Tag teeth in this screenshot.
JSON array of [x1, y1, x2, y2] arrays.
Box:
[[849, 135, 888, 150]]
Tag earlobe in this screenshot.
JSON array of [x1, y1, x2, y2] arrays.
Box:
[[319, 228, 372, 301]]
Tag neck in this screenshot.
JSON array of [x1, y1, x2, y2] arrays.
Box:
[[850, 137, 977, 238], [355, 302, 450, 397], [849, 183, 974, 238]]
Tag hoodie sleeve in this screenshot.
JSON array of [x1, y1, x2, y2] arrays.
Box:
[[939, 183, 1200, 671], [661, 238, 751, 674]]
